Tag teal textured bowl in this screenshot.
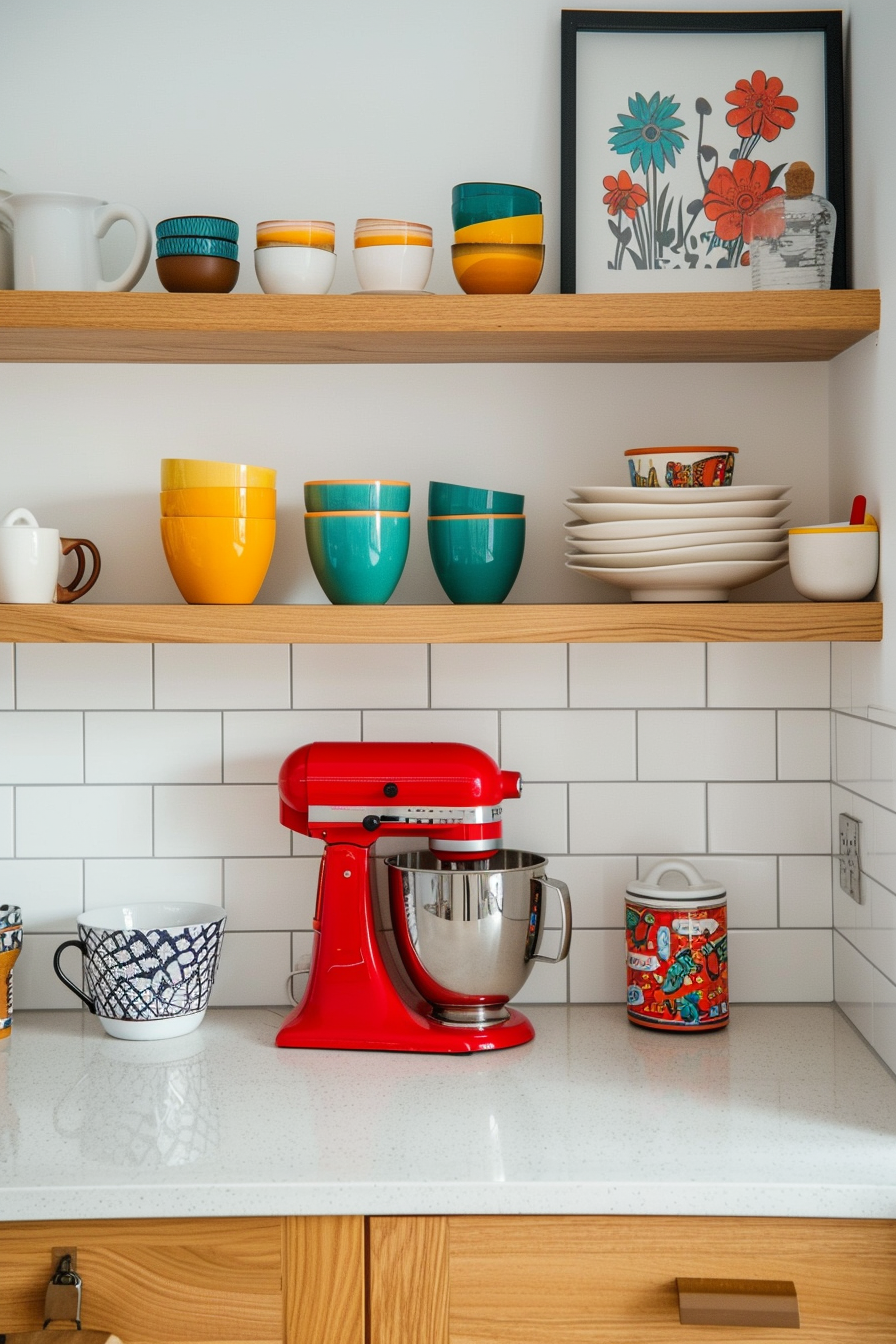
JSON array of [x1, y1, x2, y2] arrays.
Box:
[[429, 480, 524, 516], [156, 216, 239, 242], [156, 236, 239, 259], [304, 480, 411, 512], [305, 512, 410, 604], [427, 516, 525, 604], [451, 183, 542, 232]]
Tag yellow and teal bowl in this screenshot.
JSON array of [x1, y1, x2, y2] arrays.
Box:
[[454, 214, 544, 246], [161, 486, 277, 519], [451, 243, 544, 295], [304, 511, 410, 604], [304, 480, 410, 512], [427, 514, 525, 604], [160, 516, 276, 604]]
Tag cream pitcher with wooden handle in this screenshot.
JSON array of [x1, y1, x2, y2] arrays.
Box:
[[0, 191, 151, 290]]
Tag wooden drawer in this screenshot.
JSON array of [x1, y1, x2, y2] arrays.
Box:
[[0, 1217, 364, 1344], [370, 1215, 896, 1344]]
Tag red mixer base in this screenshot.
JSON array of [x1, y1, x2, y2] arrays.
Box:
[[275, 1002, 535, 1054]]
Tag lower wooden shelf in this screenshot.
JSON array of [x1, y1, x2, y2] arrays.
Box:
[[0, 602, 881, 643]]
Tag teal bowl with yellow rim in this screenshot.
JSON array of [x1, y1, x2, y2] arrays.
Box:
[[427, 514, 525, 604], [305, 511, 410, 604]]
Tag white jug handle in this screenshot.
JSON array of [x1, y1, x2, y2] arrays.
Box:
[[93, 203, 152, 293], [641, 859, 706, 890], [1, 508, 40, 528]]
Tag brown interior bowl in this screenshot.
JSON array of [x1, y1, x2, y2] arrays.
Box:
[[156, 255, 240, 293]]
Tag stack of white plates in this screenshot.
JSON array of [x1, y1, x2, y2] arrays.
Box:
[[565, 485, 790, 601]]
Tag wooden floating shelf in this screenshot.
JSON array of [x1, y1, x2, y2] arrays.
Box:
[[0, 603, 881, 644], [0, 290, 879, 364]]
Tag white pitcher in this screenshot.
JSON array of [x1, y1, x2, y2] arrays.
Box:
[[0, 191, 151, 291]]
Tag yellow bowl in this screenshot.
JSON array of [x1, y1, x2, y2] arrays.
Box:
[[454, 213, 544, 245], [256, 220, 335, 251], [160, 516, 276, 604], [451, 243, 545, 295], [161, 459, 277, 490], [160, 487, 277, 519]]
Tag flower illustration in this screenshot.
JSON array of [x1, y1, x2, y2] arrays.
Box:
[[609, 92, 686, 173], [702, 159, 784, 242], [602, 170, 648, 219], [725, 71, 798, 142]]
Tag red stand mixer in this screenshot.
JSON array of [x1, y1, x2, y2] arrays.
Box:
[[276, 740, 571, 1054]]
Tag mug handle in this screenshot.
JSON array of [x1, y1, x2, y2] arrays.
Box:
[[52, 939, 96, 1012], [530, 876, 572, 963], [93, 203, 152, 294], [57, 538, 100, 603]]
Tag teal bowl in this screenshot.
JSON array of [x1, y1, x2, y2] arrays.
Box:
[[304, 480, 411, 513], [451, 183, 542, 232], [305, 511, 410, 604], [429, 480, 524, 516], [156, 216, 239, 242], [156, 236, 239, 260], [427, 515, 525, 604]]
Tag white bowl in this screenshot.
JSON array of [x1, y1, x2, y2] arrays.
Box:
[[353, 243, 433, 292], [566, 556, 787, 601], [571, 484, 788, 504], [566, 527, 788, 555], [254, 245, 336, 295], [565, 498, 789, 523], [565, 541, 788, 568], [564, 516, 790, 541], [788, 525, 879, 600]]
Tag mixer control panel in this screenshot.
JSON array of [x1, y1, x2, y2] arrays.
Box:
[[308, 804, 503, 827]]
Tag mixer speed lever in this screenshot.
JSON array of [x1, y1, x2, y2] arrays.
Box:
[[362, 815, 382, 832]]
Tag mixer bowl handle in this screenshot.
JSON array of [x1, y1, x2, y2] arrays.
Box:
[[531, 876, 572, 963]]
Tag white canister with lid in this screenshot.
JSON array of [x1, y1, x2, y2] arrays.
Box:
[[625, 859, 728, 1032]]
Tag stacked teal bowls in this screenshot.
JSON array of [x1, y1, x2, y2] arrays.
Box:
[[427, 480, 526, 604], [155, 215, 240, 292], [304, 479, 411, 604]]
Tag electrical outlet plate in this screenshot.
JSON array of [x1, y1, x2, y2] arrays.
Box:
[[839, 813, 861, 903]]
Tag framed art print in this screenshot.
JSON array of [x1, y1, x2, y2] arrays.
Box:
[[560, 10, 846, 292]]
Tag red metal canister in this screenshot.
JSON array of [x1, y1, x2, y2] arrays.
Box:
[[625, 860, 728, 1032]]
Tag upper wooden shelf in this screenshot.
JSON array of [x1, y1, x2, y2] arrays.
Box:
[[0, 290, 879, 364], [0, 603, 881, 643]]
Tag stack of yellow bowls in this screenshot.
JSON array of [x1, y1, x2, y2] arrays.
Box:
[[160, 459, 277, 604]]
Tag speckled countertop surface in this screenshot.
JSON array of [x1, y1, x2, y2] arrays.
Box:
[[3, 1004, 896, 1221]]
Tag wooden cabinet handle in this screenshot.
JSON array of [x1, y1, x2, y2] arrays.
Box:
[[677, 1278, 800, 1328]]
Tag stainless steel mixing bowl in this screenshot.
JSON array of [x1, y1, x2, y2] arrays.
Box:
[[385, 849, 571, 1024]]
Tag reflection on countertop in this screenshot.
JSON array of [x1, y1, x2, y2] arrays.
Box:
[[3, 1004, 896, 1221]]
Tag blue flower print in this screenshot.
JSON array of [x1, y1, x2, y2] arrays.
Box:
[[609, 91, 686, 174]]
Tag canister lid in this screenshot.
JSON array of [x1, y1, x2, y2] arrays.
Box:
[[626, 859, 726, 903]]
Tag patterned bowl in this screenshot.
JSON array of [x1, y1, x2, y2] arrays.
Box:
[[156, 216, 239, 242]]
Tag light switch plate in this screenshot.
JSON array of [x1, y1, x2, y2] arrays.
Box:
[[839, 813, 861, 903]]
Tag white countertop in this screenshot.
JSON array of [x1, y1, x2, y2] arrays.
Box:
[[3, 1004, 896, 1221]]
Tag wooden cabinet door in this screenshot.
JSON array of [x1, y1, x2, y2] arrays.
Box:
[[370, 1214, 896, 1344]]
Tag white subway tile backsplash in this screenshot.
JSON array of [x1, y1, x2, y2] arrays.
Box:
[[870, 721, 896, 811], [831, 644, 852, 714], [84, 858, 223, 907], [85, 712, 221, 784], [13, 932, 80, 1010], [837, 876, 896, 986], [637, 854, 778, 928], [569, 928, 626, 1003], [729, 929, 833, 1001], [779, 856, 833, 927], [708, 783, 830, 854], [544, 855, 636, 927], [0, 789, 11, 858], [224, 856, 318, 930], [570, 783, 705, 855], [502, 784, 568, 855], [0, 859, 82, 931], [834, 713, 872, 791], [0, 645, 14, 709], [512, 955, 568, 1004], [872, 968, 896, 1076], [362, 709, 498, 759], [870, 803, 896, 898], [210, 931, 292, 1005], [501, 710, 635, 782], [155, 644, 290, 709], [834, 932, 874, 1037], [0, 713, 82, 783], [154, 785, 288, 857], [16, 786, 152, 858], [15, 644, 152, 710], [569, 643, 705, 708], [292, 643, 427, 708], [431, 643, 566, 708], [224, 710, 359, 782], [777, 710, 831, 781], [707, 643, 830, 708], [638, 710, 775, 781]]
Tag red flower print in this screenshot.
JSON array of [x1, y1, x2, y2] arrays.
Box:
[[602, 170, 648, 219], [702, 160, 784, 242], [725, 70, 798, 142]]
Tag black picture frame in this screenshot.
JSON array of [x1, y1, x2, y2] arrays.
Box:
[[560, 9, 847, 291]]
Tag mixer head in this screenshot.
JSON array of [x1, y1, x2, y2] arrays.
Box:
[[279, 740, 521, 856]]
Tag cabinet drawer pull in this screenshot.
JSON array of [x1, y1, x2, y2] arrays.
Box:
[[677, 1278, 800, 1328]]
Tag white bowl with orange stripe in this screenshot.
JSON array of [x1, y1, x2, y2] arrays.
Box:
[[788, 517, 879, 600]]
